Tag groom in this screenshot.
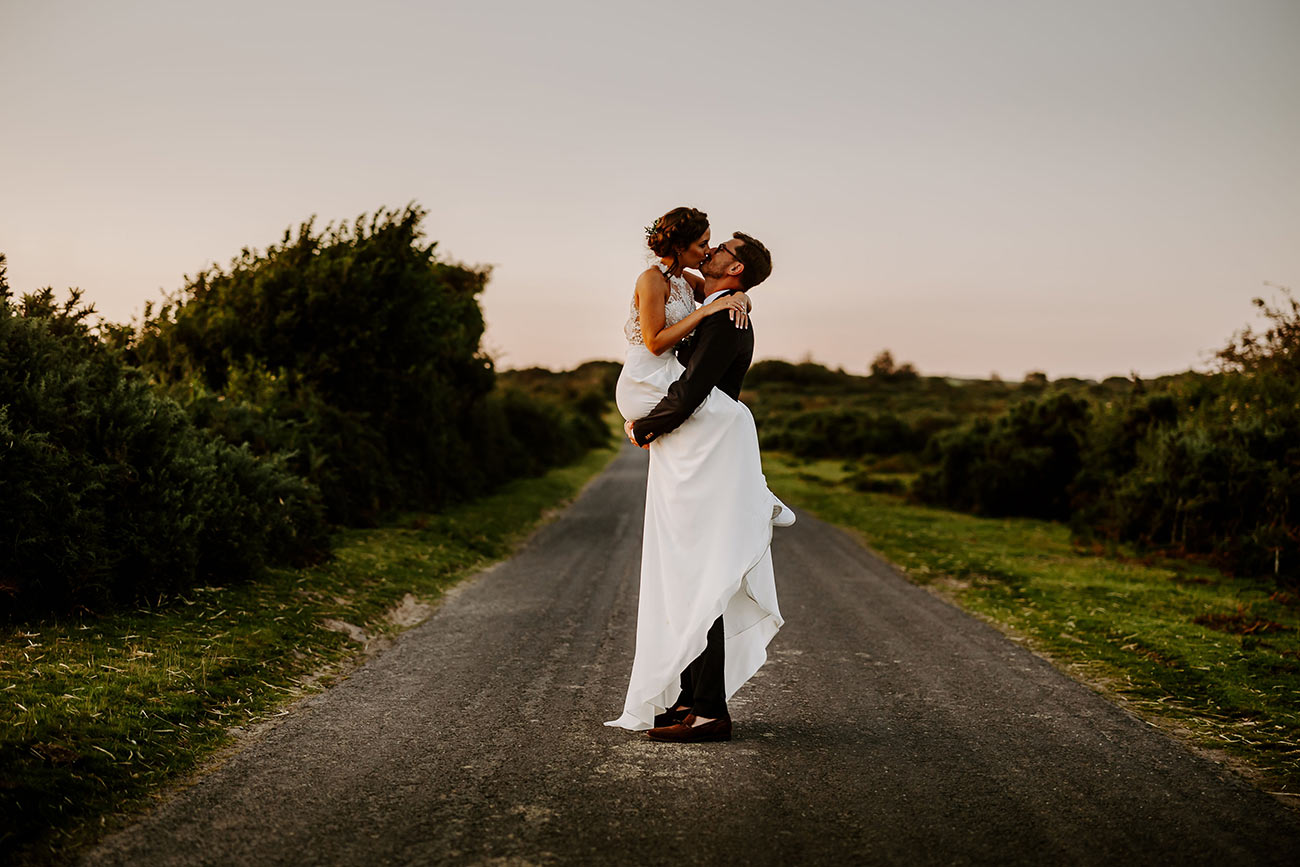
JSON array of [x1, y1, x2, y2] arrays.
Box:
[[623, 231, 773, 743]]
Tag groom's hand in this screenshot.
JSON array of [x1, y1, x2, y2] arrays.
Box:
[[624, 419, 650, 449]]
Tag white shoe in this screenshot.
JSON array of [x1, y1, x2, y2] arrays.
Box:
[[771, 496, 796, 528]]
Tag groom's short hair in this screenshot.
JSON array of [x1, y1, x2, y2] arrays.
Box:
[[732, 232, 771, 289]]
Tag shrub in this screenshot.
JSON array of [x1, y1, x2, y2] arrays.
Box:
[[1064, 290, 1300, 579], [914, 392, 1091, 520], [844, 469, 908, 494], [760, 407, 924, 459], [1071, 375, 1298, 579], [747, 360, 853, 388], [1102, 414, 1297, 576], [131, 205, 525, 524], [0, 262, 326, 617]]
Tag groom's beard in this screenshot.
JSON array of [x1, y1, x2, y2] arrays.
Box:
[[700, 257, 727, 279]]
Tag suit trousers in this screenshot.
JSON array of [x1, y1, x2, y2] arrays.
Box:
[[678, 614, 727, 718]]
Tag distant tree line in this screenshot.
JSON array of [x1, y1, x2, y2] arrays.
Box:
[[1, 205, 610, 618], [912, 291, 1297, 580], [747, 296, 1299, 583]]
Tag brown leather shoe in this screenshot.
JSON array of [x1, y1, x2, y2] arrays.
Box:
[[653, 705, 691, 728], [646, 713, 732, 742]]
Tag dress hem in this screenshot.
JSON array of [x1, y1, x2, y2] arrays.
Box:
[[604, 512, 781, 731]]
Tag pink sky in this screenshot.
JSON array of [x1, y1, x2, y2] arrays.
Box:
[[2, 0, 1297, 380]]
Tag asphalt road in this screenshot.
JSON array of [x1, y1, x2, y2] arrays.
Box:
[[82, 444, 1300, 866]]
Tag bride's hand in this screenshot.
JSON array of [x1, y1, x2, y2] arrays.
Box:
[[625, 419, 649, 449], [703, 293, 750, 329]]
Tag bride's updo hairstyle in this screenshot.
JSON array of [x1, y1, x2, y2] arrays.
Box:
[[645, 206, 709, 269]]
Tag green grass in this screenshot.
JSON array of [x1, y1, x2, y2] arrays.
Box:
[[0, 441, 619, 865], [765, 453, 1300, 801]]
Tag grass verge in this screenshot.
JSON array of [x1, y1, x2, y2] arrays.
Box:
[[0, 441, 619, 865], [765, 454, 1300, 807]]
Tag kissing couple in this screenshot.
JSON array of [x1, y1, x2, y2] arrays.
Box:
[[605, 206, 792, 743]]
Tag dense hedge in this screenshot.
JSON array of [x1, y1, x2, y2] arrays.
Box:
[[909, 292, 1299, 580], [913, 392, 1092, 521], [1069, 295, 1300, 578], [760, 407, 926, 459], [0, 263, 327, 617], [130, 205, 608, 525], [747, 313, 1296, 581], [747, 359, 856, 389], [1083, 406, 1298, 576], [2, 205, 612, 617]]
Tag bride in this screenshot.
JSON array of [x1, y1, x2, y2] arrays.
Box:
[[605, 206, 789, 736]]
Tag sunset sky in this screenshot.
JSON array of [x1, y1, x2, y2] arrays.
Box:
[[2, 0, 1297, 380]]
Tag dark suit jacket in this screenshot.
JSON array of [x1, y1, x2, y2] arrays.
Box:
[[632, 288, 754, 446]]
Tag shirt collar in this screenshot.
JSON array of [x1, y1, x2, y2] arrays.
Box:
[[702, 288, 731, 306]]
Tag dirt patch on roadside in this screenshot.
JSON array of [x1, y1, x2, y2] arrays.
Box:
[[387, 592, 435, 628]]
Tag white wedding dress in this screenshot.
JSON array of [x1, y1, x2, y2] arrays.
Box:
[[605, 262, 787, 731]]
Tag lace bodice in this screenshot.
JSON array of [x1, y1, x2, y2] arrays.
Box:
[[624, 262, 696, 346]]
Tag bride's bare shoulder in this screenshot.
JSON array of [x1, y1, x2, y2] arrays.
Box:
[[636, 267, 670, 294]]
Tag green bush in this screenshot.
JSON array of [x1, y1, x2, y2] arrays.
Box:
[[1, 204, 618, 616], [747, 360, 854, 389], [1071, 368, 1298, 579], [484, 387, 607, 478], [742, 290, 1296, 581], [1067, 386, 1184, 534], [1101, 416, 1297, 575], [130, 205, 607, 525], [905, 286, 1299, 581], [843, 469, 909, 494], [760, 407, 924, 459], [914, 392, 1092, 520], [0, 262, 326, 617], [1066, 291, 1300, 579]]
